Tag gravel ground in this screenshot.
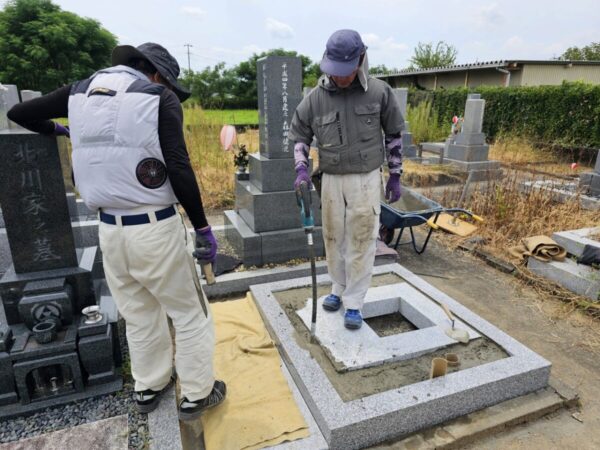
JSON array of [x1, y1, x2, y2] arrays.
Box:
[[0, 320, 150, 449]]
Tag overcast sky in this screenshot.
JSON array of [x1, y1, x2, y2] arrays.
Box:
[[3, 0, 599, 71]]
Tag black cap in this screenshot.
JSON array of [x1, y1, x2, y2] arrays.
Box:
[[112, 42, 191, 102]]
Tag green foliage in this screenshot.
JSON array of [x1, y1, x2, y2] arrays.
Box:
[[182, 49, 320, 109], [405, 101, 446, 144], [412, 82, 600, 148], [559, 42, 600, 61], [0, 0, 116, 93], [369, 64, 395, 75], [409, 41, 458, 69]]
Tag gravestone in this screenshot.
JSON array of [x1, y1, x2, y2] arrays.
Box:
[[443, 96, 502, 180], [20, 90, 42, 102], [0, 85, 22, 130], [393, 88, 417, 158], [578, 150, 600, 197], [0, 129, 121, 418], [225, 56, 324, 266]]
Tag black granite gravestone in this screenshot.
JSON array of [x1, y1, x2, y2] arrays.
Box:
[[0, 132, 78, 273], [0, 130, 121, 419]]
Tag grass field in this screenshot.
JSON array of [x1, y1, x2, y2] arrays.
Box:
[[183, 108, 258, 126]]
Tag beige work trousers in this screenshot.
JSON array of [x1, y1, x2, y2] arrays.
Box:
[[321, 169, 381, 310], [99, 212, 215, 401]]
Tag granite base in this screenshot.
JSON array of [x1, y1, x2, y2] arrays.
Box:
[[251, 263, 551, 450]]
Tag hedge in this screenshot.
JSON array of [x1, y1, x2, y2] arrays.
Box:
[[408, 82, 600, 150]]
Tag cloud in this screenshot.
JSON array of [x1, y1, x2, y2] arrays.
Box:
[[362, 33, 408, 52], [474, 3, 504, 27], [265, 18, 294, 39], [180, 6, 206, 19]]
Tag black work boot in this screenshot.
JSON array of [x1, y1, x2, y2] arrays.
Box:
[[178, 380, 227, 421], [134, 377, 175, 414]]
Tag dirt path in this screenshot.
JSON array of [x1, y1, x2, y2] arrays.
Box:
[[396, 237, 600, 449]]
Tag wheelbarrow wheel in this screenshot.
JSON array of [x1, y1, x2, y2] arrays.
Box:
[[379, 225, 395, 245]]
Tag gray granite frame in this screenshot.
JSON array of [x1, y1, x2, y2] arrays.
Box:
[[251, 263, 551, 450]]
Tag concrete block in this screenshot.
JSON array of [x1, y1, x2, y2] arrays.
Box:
[[249, 153, 313, 193], [296, 283, 480, 371], [454, 132, 486, 146], [444, 159, 502, 181], [528, 257, 600, 301], [401, 132, 417, 158], [261, 227, 324, 264], [235, 179, 322, 233], [421, 142, 445, 153], [552, 227, 600, 258], [251, 263, 551, 450], [446, 143, 489, 162], [520, 180, 600, 211], [224, 210, 262, 267], [467, 93, 481, 100]]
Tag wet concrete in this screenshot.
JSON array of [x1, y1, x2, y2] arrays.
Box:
[[274, 273, 508, 402]]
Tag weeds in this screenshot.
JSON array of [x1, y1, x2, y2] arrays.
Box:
[[405, 101, 447, 144]]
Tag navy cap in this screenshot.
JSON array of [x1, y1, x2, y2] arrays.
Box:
[[320, 30, 366, 77], [112, 42, 191, 102]]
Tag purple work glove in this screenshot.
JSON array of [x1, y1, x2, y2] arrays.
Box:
[[385, 173, 401, 203], [53, 122, 70, 138], [294, 165, 312, 190], [193, 226, 217, 264]]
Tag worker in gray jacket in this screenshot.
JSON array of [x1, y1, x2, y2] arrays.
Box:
[[289, 29, 405, 330]]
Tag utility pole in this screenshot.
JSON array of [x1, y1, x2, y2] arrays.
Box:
[[184, 44, 193, 73]]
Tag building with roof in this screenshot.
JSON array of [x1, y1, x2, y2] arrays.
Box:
[[375, 60, 600, 90]]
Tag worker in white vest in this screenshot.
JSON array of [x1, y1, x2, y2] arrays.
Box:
[[8, 43, 226, 421], [289, 30, 405, 330]]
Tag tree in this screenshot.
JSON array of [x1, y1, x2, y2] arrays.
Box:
[[369, 64, 394, 75], [182, 49, 321, 109], [0, 0, 116, 93], [559, 42, 600, 61], [409, 41, 457, 69]]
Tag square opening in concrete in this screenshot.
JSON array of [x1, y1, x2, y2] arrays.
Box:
[[296, 282, 483, 372], [251, 264, 551, 450]]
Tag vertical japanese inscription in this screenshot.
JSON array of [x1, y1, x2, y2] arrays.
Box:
[[281, 62, 290, 153], [13, 142, 61, 263], [0, 134, 77, 273]]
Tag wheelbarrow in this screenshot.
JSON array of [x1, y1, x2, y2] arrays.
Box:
[[379, 187, 482, 255]]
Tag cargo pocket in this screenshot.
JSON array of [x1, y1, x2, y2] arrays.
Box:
[[354, 103, 381, 142], [315, 111, 342, 147]]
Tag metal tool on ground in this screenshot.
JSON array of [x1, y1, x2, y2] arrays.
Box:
[[440, 303, 470, 344], [296, 181, 317, 343]]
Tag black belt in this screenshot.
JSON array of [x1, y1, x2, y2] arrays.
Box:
[[100, 205, 176, 226]]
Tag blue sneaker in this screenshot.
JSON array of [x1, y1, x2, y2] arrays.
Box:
[[344, 309, 363, 330], [322, 294, 341, 311]]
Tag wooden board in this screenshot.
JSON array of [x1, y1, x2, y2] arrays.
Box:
[[435, 213, 479, 237]]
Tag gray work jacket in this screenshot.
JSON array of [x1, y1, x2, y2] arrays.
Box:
[[289, 75, 405, 174]]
